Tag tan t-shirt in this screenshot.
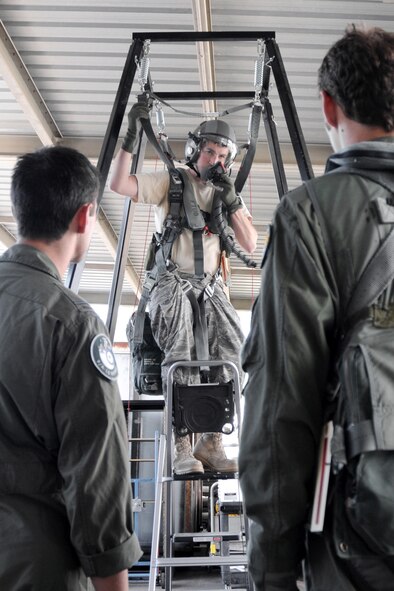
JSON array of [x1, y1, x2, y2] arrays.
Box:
[[135, 168, 222, 275]]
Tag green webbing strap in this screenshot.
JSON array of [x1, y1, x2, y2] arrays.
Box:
[[192, 231, 204, 277], [140, 116, 175, 171], [132, 272, 157, 346], [176, 168, 205, 231], [181, 281, 209, 373]]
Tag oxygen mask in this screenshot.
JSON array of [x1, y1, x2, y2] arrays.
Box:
[[199, 161, 226, 189]]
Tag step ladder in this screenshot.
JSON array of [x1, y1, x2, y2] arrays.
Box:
[[148, 360, 254, 591], [125, 399, 166, 583]]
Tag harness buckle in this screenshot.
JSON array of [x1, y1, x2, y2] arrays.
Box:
[[181, 279, 193, 294], [205, 269, 221, 298], [166, 259, 176, 271], [205, 282, 215, 298], [144, 274, 157, 292]]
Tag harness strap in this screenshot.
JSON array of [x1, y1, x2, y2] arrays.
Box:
[[192, 230, 204, 277], [176, 168, 205, 231], [131, 111, 224, 369], [140, 116, 175, 170], [234, 102, 262, 194], [132, 272, 157, 346], [132, 169, 210, 348], [181, 280, 209, 373]]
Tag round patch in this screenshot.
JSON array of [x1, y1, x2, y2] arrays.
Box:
[[90, 334, 118, 381]]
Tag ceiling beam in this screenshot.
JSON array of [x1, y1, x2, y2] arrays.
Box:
[[0, 20, 62, 146], [0, 22, 140, 288], [191, 0, 217, 116], [0, 135, 332, 165]]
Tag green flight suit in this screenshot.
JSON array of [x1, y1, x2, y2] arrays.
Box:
[[0, 244, 142, 590], [239, 138, 394, 590]]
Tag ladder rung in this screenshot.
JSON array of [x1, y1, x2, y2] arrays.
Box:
[[173, 531, 242, 542], [173, 471, 239, 481], [154, 555, 248, 567]]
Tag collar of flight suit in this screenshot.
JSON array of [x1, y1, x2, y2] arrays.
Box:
[[0, 243, 62, 282], [326, 137, 394, 174]]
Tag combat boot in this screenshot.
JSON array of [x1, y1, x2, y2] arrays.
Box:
[[173, 434, 204, 475], [193, 432, 238, 473]]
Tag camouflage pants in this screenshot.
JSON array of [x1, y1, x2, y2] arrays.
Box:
[[149, 271, 244, 396]]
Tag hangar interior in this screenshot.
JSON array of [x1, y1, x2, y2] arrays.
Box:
[[0, 2, 393, 589], [3, 0, 393, 333]]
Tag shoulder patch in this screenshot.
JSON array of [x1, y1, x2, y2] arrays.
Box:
[[90, 334, 118, 381]]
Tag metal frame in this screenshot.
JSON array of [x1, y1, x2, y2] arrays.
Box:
[[64, 30, 314, 342]]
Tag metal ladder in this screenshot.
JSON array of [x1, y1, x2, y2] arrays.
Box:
[[126, 398, 166, 583], [148, 360, 253, 591]]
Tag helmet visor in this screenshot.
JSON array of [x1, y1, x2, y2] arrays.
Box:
[[200, 135, 238, 168]]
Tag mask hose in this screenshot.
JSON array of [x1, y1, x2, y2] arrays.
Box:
[[212, 195, 257, 268]]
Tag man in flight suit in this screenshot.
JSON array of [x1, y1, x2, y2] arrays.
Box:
[[239, 26, 394, 591], [0, 146, 142, 591]]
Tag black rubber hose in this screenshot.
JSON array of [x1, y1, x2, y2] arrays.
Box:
[[212, 196, 257, 268]]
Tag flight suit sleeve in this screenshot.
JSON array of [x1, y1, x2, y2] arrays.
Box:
[[239, 189, 338, 590], [53, 312, 142, 577]]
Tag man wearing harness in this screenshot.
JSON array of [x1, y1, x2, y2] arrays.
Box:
[[110, 110, 257, 475], [239, 26, 394, 591]]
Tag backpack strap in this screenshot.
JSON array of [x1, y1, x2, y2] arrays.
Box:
[[306, 169, 394, 461], [305, 167, 394, 323], [341, 226, 394, 458], [346, 227, 394, 320]]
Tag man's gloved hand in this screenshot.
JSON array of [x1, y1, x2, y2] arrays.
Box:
[[214, 175, 243, 215], [121, 102, 150, 153]]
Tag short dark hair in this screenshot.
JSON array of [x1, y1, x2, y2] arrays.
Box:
[[11, 145, 100, 241], [318, 26, 394, 131]]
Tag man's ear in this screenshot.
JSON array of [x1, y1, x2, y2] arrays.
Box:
[[74, 203, 92, 234], [321, 90, 338, 129]]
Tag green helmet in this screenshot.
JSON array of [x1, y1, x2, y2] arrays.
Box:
[[185, 119, 238, 168]]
